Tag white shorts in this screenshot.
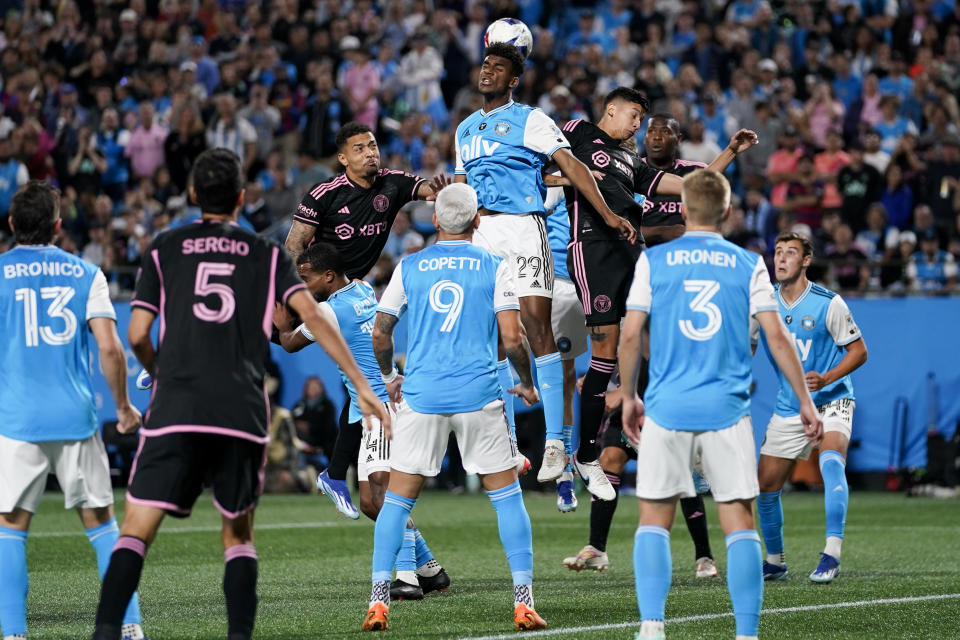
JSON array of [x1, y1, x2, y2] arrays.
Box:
[[390, 399, 517, 477], [551, 277, 588, 361], [358, 406, 395, 482], [635, 416, 759, 503], [0, 431, 114, 513], [473, 213, 553, 299], [761, 398, 855, 461]]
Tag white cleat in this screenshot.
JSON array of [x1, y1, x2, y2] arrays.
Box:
[[695, 556, 719, 578], [536, 439, 566, 483], [573, 457, 616, 501], [563, 544, 610, 572]]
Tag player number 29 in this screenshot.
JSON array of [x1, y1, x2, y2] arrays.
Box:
[[429, 280, 464, 332], [14, 286, 77, 347], [678, 279, 722, 341], [193, 262, 237, 324]]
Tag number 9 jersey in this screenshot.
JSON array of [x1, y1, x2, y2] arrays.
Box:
[[0, 245, 115, 442], [625, 231, 778, 432], [131, 220, 306, 441]]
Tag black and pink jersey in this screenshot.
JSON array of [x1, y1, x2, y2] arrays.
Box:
[[132, 219, 306, 442], [640, 157, 706, 233], [293, 169, 425, 278]]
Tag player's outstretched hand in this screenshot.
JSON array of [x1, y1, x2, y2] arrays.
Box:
[[727, 129, 759, 155], [116, 403, 142, 434], [385, 376, 404, 412], [805, 370, 827, 392], [621, 394, 645, 446], [358, 386, 392, 439], [800, 400, 824, 444], [424, 174, 452, 200], [509, 383, 540, 407], [603, 213, 637, 244]]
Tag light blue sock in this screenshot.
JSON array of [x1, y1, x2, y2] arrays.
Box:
[[0, 525, 28, 636], [372, 492, 416, 584], [395, 528, 417, 573], [86, 518, 143, 626], [562, 425, 574, 471], [726, 529, 763, 637], [756, 491, 784, 561], [819, 450, 848, 541], [497, 359, 517, 439], [413, 529, 434, 568], [487, 481, 533, 587], [535, 353, 564, 441], [633, 525, 671, 622]]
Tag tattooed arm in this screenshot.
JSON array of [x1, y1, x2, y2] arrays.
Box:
[[372, 311, 403, 407], [283, 220, 315, 261]]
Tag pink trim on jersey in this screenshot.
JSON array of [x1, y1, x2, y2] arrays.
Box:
[[262, 247, 278, 338], [379, 169, 405, 176], [570, 242, 592, 316], [112, 536, 147, 557], [151, 249, 166, 344], [128, 433, 146, 485], [562, 119, 582, 132], [224, 544, 258, 562], [589, 358, 617, 373], [310, 175, 349, 199], [412, 178, 426, 199], [673, 159, 707, 168], [647, 171, 664, 198], [131, 300, 159, 314], [140, 425, 270, 444], [125, 492, 192, 516], [572, 188, 580, 242], [281, 283, 306, 305]]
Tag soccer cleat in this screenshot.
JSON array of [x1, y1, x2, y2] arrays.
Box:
[[695, 556, 718, 578], [809, 553, 841, 583], [762, 561, 789, 581], [692, 469, 711, 495], [562, 544, 610, 572], [537, 440, 566, 482], [316, 470, 360, 520], [515, 454, 532, 476], [573, 457, 616, 500], [121, 623, 147, 640], [418, 568, 450, 594], [635, 619, 666, 639], [556, 472, 578, 513], [135, 369, 152, 390], [389, 579, 424, 601], [362, 602, 389, 631], [513, 603, 547, 630]]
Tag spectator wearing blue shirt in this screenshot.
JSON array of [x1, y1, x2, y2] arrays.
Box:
[[830, 53, 862, 109], [566, 12, 616, 55], [695, 94, 736, 146], [726, 0, 771, 26], [874, 96, 917, 155], [188, 37, 221, 97], [95, 108, 130, 203], [877, 53, 913, 101], [907, 229, 958, 291], [880, 163, 914, 230], [598, 0, 632, 32], [0, 133, 28, 222]]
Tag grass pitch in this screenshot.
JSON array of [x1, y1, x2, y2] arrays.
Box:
[[22, 488, 960, 639]]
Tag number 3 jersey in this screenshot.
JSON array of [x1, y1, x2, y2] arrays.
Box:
[[132, 220, 306, 440], [625, 231, 778, 431], [377, 240, 519, 414], [0, 245, 115, 442]]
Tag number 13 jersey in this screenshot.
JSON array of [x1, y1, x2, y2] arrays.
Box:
[[132, 220, 305, 440], [625, 231, 778, 432]]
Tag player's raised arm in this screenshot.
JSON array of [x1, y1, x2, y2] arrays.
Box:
[[284, 219, 315, 261], [652, 129, 759, 196], [553, 148, 636, 243], [287, 289, 389, 430], [757, 310, 823, 440]]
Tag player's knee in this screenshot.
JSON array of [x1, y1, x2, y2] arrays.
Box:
[[599, 447, 626, 474], [221, 514, 254, 548]]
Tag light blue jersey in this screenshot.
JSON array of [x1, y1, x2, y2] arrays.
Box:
[[300, 280, 388, 423], [455, 101, 569, 214], [0, 245, 116, 442], [378, 240, 519, 414], [625, 231, 778, 431], [757, 282, 860, 416]]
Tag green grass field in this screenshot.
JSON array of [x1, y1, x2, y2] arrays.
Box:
[[21, 488, 960, 639]]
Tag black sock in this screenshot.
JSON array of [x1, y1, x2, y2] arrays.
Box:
[[327, 403, 363, 481], [224, 546, 259, 640], [588, 472, 621, 552], [94, 538, 147, 638], [576, 357, 616, 463], [680, 495, 712, 560]]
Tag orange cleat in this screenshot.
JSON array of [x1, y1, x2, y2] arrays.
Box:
[[362, 602, 389, 631], [514, 603, 547, 631]]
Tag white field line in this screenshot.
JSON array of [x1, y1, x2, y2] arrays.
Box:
[[457, 593, 960, 640]]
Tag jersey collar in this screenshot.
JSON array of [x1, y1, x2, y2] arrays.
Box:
[[683, 230, 722, 238], [480, 100, 514, 117], [330, 280, 361, 299], [436, 240, 471, 245], [10, 244, 54, 250], [778, 280, 812, 310]]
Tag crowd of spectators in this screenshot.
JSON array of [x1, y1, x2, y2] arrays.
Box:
[[0, 0, 958, 294]]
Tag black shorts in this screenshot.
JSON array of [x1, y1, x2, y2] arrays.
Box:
[[567, 238, 643, 326], [127, 432, 267, 519], [599, 410, 638, 460]]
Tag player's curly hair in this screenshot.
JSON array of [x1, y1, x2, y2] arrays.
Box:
[[297, 241, 345, 275], [483, 42, 525, 77], [335, 122, 374, 151]]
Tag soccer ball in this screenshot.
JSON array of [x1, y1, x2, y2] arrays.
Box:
[[484, 18, 534, 60]]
